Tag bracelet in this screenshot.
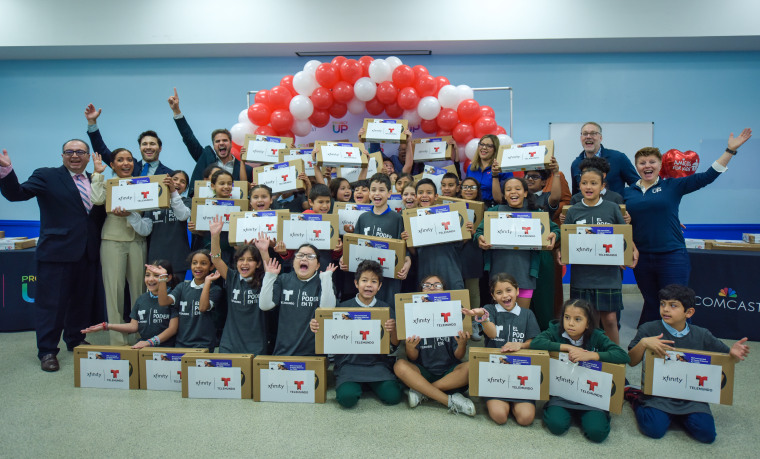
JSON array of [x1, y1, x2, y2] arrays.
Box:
[[102, 321, 108, 331], [148, 336, 161, 347], [474, 310, 490, 323], [211, 253, 222, 259], [725, 148, 737, 155]]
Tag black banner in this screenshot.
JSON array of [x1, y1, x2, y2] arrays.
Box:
[[0, 248, 36, 331]]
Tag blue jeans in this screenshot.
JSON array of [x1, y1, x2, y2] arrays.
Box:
[[633, 249, 691, 327], [635, 405, 716, 443]]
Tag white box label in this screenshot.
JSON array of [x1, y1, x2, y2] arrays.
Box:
[[245, 137, 286, 163], [568, 232, 624, 265], [414, 139, 448, 161], [478, 359, 542, 400], [257, 164, 298, 194], [549, 356, 612, 411], [259, 367, 316, 403], [320, 144, 362, 167], [194, 201, 240, 231], [403, 300, 462, 338], [650, 352, 722, 404], [366, 120, 403, 141], [499, 144, 547, 171], [187, 366, 241, 399], [337, 204, 372, 235], [110, 181, 160, 211], [282, 151, 315, 176], [323, 315, 382, 354], [144, 359, 183, 391], [282, 217, 331, 250], [79, 358, 130, 390], [348, 242, 396, 278], [234, 213, 278, 241], [409, 207, 461, 246], [488, 216, 542, 249]]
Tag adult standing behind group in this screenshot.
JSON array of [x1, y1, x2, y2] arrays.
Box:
[[467, 134, 513, 207], [167, 87, 252, 197], [570, 122, 639, 196], [0, 142, 106, 372], [624, 128, 752, 326]]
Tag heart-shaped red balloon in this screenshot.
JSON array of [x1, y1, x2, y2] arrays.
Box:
[[660, 149, 700, 179]]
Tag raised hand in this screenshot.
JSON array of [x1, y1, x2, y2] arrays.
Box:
[[209, 215, 225, 236], [205, 270, 221, 283], [324, 263, 338, 273], [264, 258, 281, 274], [92, 153, 106, 174], [727, 128, 752, 151], [0, 149, 11, 168], [84, 104, 101, 124], [145, 264, 167, 276], [730, 337, 750, 361], [168, 87, 181, 115], [254, 232, 271, 252], [491, 159, 502, 174]]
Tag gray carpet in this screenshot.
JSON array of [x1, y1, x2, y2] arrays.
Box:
[[1, 292, 755, 458]]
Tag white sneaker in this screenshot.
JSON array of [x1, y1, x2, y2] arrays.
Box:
[[448, 393, 476, 416], [408, 388, 427, 408]]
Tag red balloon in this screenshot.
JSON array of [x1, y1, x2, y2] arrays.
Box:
[[358, 56, 374, 77], [435, 76, 450, 91], [412, 65, 429, 79], [473, 116, 498, 138], [280, 75, 295, 94], [436, 108, 459, 131], [384, 102, 403, 119], [452, 122, 475, 144], [269, 85, 293, 110], [280, 130, 295, 141], [365, 97, 385, 116], [332, 81, 354, 104], [420, 118, 438, 134], [247, 103, 271, 126], [331, 56, 347, 68], [391, 65, 415, 89], [309, 109, 330, 128], [397, 87, 420, 110], [339, 59, 363, 84], [414, 74, 437, 97], [329, 102, 348, 119], [315, 63, 340, 88], [376, 81, 398, 105], [255, 125, 277, 136], [230, 141, 242, 160], [270, 109, 294, 135], [437, 130, 452, 136], [660, 149, 700, 178], [310, 87, 333, 110], [254, 90, 270, 106], [479, 105, 495, 119], [457, 99, 481, 123], [495, 125, 507, 135]]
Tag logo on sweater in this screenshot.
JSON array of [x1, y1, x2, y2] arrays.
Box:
[[283, 290, 294, 301], [232, 289, 241, 301], [137, 310, 146, 320], [718, 287, 737, 298]]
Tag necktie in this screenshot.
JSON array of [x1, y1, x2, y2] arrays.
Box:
[[140, 162, 150, 176], [74, 174, 92, 213]]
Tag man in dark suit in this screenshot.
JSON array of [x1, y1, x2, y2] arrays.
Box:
[[167, 88, 252, 196], [570, 122, 640, 195], [84, 104, 174, 177], [0, 140, 106, 372]]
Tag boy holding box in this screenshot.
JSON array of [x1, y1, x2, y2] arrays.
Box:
[[627, 284, 750, 443]]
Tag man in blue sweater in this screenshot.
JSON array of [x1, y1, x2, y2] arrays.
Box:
[[570, 122, 639, 195]]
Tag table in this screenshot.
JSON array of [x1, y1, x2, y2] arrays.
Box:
[[0, 248, 36, 331], [688, 248, 760, 341]]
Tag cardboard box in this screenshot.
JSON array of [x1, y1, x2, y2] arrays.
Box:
[[314, 141, 368, 168], [181, 353, 253, 399], [641, 348, 735, 405], [483, 210, 552, 250], [387, 194, 404, 213], [468, 348, 550, 400], [333, 202, 373, 235], [705, 240, 760, 252], [496, 140, 555, 172], [360, 118, 409, 144], [194, 180, 249, 200], [314, 307, 391, 355], [549, 352, 626, 414], [277, 212, 339, 250], [105, 174, 170, 213], [412, 136, 452, 162], [0, 237, 37, 250], [190, 198, 249, 232], [228, 210, 288, 246], [394, 289, 472, 339], [561, 224, 634, 265], [435, 196, 485, 228], [342, 233, 406, 278], [742, 233, 760, 244], [413, 164, 457, 196], [279, 148, 316, 177], [402, 201, 470, 247], [0, 231, 5, 238], [243, 134, 293, 163], [73, 345, 139, 390], [561, 204, 626, 218], [684, 238, 707, 250], [138, 347, 208, 391], [251, 159, 306, 194], [252, 355, 328, 403], [337, 152, 382, 183]]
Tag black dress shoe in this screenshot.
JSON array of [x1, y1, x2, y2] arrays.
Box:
[[41, 354, 60, 372], [67, 340, 91, 351]]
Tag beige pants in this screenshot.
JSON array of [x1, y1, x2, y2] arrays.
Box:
[[101, 239, 146, 345]]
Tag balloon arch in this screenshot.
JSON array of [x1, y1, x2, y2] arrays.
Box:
[[228, 55, 513, 166]]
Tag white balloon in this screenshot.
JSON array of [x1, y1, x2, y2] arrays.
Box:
[[438, 85, 460, 109], [368, 59, 392, 84], [385, 56, 403, 70], [464, 138, 480, 161], [289, 95, 314, 121], [230, 122, 256, 146], [303, 60, 321, 76], [456, 84, 474, 103], [497, 134, 514, 147], [417, 96, 441, 120], [403, 109, 421, 127], [238, 108, 250, 125], [292, 119, 313, 137], [293, 71, 314, 96], [347, 97, 367, 115], [353, 77, 377, 102]]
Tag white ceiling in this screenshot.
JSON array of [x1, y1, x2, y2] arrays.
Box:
[[1, 0, 759, 59]]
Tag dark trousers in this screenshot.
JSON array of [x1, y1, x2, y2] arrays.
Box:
[[633, 249, 691, 327], [35, 256, 99, 359], [635, 405, 716, 443]]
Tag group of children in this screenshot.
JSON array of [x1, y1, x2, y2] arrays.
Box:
[[80, 132, 749, 444]]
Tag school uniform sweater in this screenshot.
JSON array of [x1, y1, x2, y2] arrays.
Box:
[[130, 292, 178, 347], [169, 280, 222, 350], [219, 269, 266, 354], [482, 304, 540, 349], [354, 208, 406, 305]]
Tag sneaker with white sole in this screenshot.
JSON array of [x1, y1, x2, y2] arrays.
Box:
[[448, 393, 476, 416], [408, 389, 427, 408]]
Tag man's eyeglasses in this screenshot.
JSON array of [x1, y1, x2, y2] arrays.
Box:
[[580, 131, 600, 137], [421, 282, 444, 290], [63, 150, 88, 157], [294, 253, 317, 260]]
